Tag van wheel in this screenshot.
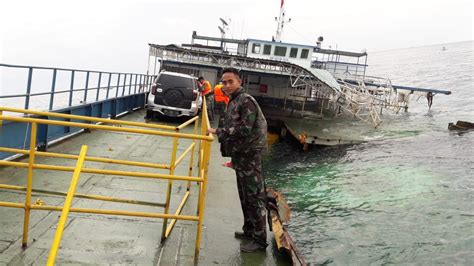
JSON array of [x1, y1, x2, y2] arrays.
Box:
[[145, 110, 154, 120]]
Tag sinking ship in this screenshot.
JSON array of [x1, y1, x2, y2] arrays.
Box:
[[147, 0, 451, 146]]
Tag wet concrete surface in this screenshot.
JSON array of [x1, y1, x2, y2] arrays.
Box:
[[0, 110, 292, 265]]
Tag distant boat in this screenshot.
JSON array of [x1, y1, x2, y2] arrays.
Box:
[[442, 46, 447, 51]]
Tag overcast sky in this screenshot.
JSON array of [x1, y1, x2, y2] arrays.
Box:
[[0, 0, 472, 74]]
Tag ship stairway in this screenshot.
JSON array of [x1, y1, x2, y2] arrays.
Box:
[[335, 78, 383, 127], [337, 74, 411, 113]]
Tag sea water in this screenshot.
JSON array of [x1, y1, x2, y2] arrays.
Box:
[[264, 41, 473, 264]]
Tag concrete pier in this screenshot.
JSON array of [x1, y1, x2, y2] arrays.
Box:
[[0, 110, 291, 265]]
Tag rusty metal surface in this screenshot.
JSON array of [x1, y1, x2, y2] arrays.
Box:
[[267, 188, 307, 266]]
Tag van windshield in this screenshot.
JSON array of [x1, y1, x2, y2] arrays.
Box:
[[157, 74, 194, 90]]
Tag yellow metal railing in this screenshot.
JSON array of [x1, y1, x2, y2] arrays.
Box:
[[0, 99, 213, 263], [47, 145, 88, 266]]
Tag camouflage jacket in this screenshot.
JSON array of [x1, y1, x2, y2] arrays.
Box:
[[217, 87, 267, 155]]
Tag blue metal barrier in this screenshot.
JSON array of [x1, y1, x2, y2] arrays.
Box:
[[0, 63, 155, 160]]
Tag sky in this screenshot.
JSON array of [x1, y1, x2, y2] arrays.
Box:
[[0, 0, 472, 74]]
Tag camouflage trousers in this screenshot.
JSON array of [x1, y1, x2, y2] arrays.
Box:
[[214, 101, 226, 128], [205, 95, 214, 122], [231, 152, 267, 245]]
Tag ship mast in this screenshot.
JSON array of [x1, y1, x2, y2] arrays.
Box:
[[218, 18, 230, 50], [274, 0, 291, 42]]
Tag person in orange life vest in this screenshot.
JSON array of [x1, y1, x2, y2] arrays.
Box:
[[212, 82, 233, 168], [198, 77, 214, 122], [213, 82, 230, 128]]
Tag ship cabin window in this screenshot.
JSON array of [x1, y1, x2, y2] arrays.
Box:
[[274, 46, 287, 57], [289, 47, 298, 58], [301, 49, 309, 59], [252, 43, 261, 54], [263, 44, 272, 55]]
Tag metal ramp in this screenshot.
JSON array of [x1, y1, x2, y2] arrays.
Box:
[[335, 78, 384, 128], [335, 75, 414, 127]]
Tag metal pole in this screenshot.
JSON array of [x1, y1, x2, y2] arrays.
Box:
[[146, 53, 151, 77], [96, 72, 102, 101], [139, 75, 143, 92], [356, 57, 360, 77], [0, 183, 166, 208], [49, 69, 57, 110], [116, 73, 121, 97], [195, 99, 209, 214], [128, 74, 132, 95], [83, 71, 90, 103], [161, 137, 179, 241], [194, 140, 211, 259], [106, 73, 112, 99], [47, 145, 88, 266], [21, 122, 37, 247], [363, 56, 368, 78], [134, 74, 138, 94], [164, 191, 190, 238], [25, 68, 33, 109], [187, 120, 199, 190], [68, 70, 75, 107], [122, 74, 127, 96], [0, 113, 213, 140]]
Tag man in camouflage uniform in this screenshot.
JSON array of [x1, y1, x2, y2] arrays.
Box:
[[208, 67, 268, 252]]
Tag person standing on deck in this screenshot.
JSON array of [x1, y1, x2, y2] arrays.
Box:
[[207, 67, 268, 252], [198, 77, 214, 122]]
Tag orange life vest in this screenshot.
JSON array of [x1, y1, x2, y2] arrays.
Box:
[[214, 84, 229, 105], [201, 80, 213, 96]]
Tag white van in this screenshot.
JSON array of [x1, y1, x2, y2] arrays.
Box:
[[146, 71, 202, 119]]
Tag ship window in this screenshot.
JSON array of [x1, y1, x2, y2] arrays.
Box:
[[301, 49, 309, 59], [289, 47, 298, 58], [263, 44, 272, 55], [252, 43, 261, 54], [274, 46, 287, 56]]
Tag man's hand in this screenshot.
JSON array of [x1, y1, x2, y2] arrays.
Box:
[[207, 128, 217, 134]]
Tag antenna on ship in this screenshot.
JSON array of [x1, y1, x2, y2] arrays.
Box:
[[218, 18, 230, 49], [274, 0, 291, 42]]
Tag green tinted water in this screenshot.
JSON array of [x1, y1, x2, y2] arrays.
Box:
[[264, 41, 473, 264]]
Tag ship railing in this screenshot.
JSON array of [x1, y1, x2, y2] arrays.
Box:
[[0, 63, 157, 160], [0, 100, 213, 263], [150, 44, 339, 96], [0, 63, 155, 112], [337, 73, 395, 93], [151, 44, 358, 119], [317, 62, 368, 79]]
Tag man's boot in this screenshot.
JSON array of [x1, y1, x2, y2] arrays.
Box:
[[240, 240, 267, 253], [234, 231, 253, 240]]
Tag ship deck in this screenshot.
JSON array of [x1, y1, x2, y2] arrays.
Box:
[[0, 110, 291, 265]]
